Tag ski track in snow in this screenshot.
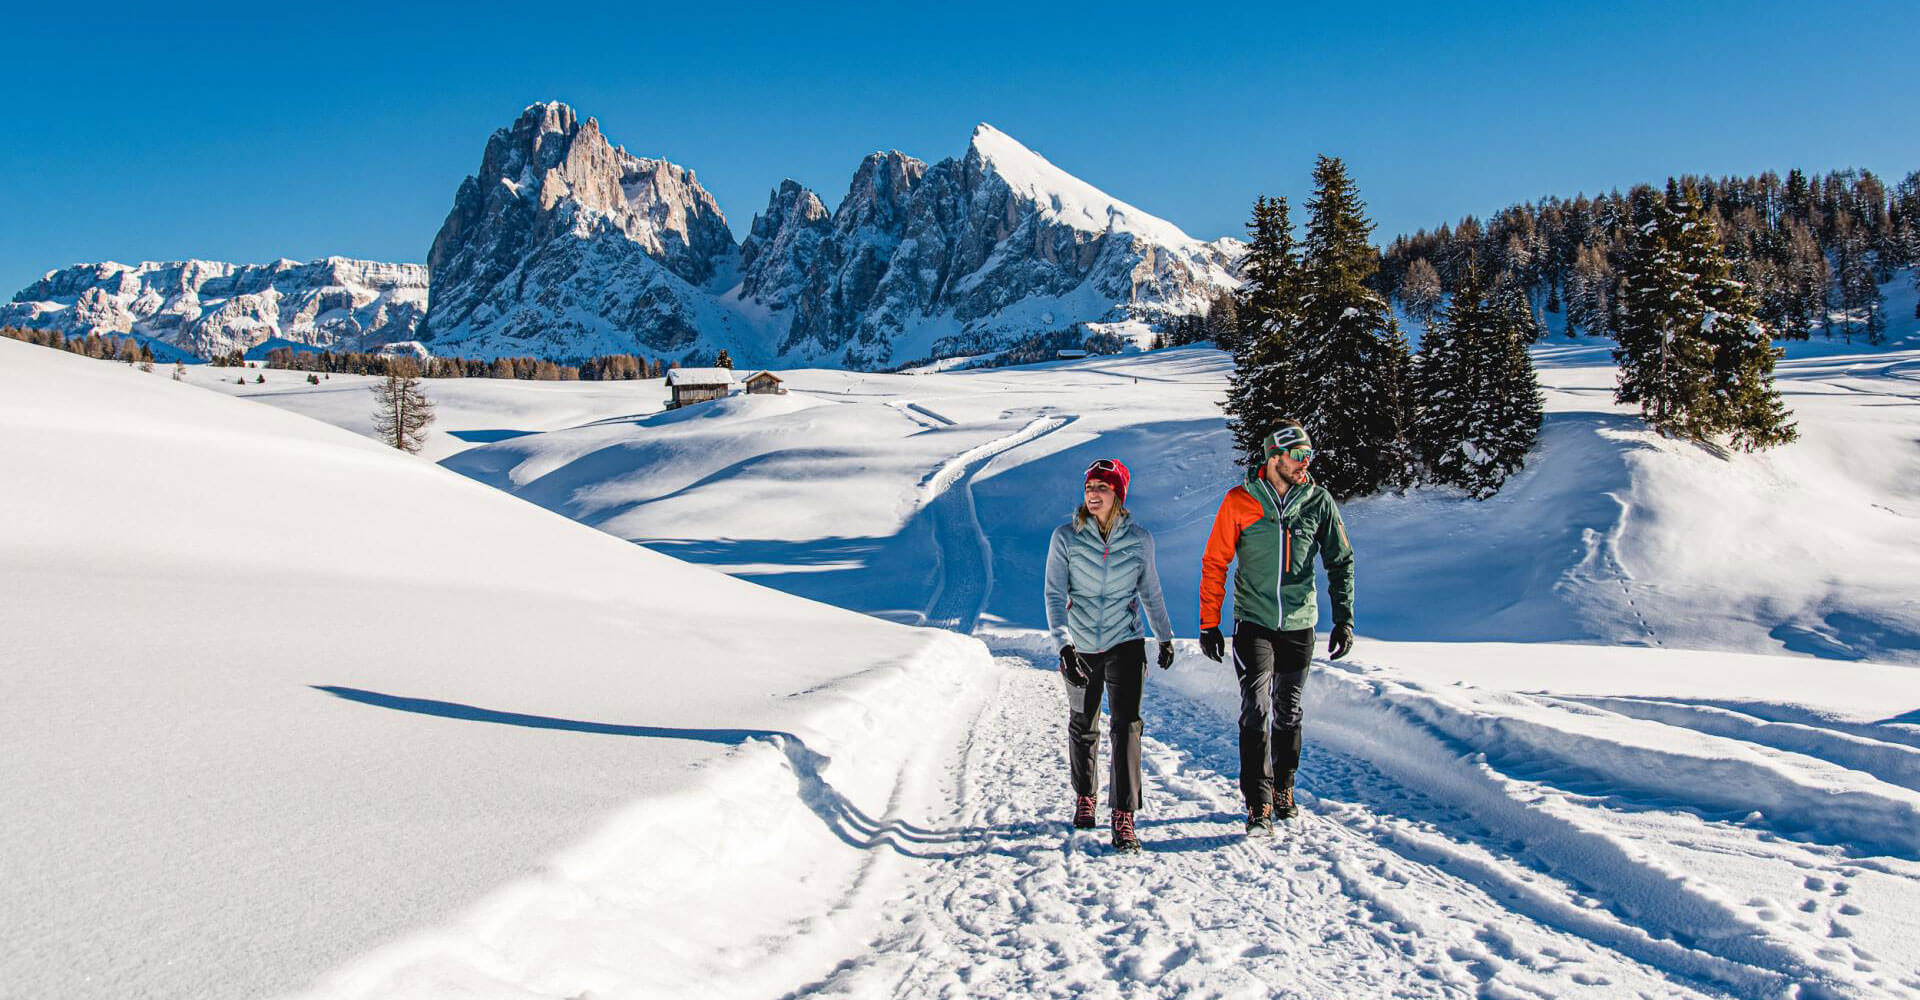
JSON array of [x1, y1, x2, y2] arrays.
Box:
[[917, 416, 1069, 634], [778, 647, 1920, 1000]]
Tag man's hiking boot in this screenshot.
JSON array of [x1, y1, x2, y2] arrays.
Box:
[[1246, 802, 1275, 837], [1112, 809, 1141, 853], [1274, 783, 1299, 822], [1073, 795, 1097, 830]]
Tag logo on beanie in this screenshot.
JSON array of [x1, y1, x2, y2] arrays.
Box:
[[1263, 425, 1312, 457]]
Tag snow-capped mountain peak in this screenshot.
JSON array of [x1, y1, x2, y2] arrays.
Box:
[[966, 122, 1201, 249]]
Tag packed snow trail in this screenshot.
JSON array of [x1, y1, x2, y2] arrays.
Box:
[[773, 641, 1920, 1000], [787, 650, 1722, 999]]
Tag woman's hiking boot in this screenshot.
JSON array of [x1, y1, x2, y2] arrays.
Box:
[[1246, 802, 1275, 837], [1274, 783, 1298, 822], [1112, 809, 1141, 853], [1073, 795, 1097, 830]]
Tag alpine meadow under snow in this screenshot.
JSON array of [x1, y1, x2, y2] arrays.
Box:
[[9, 270, 1920, 999]]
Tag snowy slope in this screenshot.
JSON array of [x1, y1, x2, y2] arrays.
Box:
[[182, 365, 672, 463], [421, 341, 1919, 996], [0, 338, 992, 1000], [432, 344, 1920, 663], [16, 329, 1920, 999]]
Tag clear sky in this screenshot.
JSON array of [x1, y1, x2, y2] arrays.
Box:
[[4, 1, 1916, 296]]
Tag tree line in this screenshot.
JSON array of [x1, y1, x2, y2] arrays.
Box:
[[1380, 167, 1919, 345], [262, 348, 674, 381], [3, 325, 156, 364], [1220, 158, 1795, 503]]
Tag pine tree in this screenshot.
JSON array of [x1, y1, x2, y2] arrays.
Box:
[[1410, 262, 1480, 487], [371, 362, 436, 454], [1615, 182, 1794, 449], [1677, 190, 1796, 451], [1410, 261, 1543, 497], [1202, 291, 1239, 346], [1565, 244, 1613, 338], [1481, 281, 1547, 492], [1223, 195, 1302, 465], [1291, 156, 1414, 498], [1614, 185, 1714, 438]]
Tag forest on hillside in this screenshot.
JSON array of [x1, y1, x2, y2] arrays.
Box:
[[1377, 168, 1920, 343]]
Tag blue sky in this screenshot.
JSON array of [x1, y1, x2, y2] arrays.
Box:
[[4, 1, 1916, 296]]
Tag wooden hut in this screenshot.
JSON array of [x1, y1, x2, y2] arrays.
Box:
[[741, 371, 786, 395], [666, 367, 737, 408]]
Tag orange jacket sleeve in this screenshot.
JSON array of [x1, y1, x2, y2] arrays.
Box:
[[1199, 486, 1259, 629]]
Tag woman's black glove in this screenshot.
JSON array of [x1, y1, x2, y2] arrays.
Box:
[[1157, 641, 1175, 670], [1328, 623, 1354, 660], [1059, 645, 1090, 686], [1200, 627, 1225, 662]]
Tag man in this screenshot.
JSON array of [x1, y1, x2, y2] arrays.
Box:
[[1197, 421, 1355, 836]]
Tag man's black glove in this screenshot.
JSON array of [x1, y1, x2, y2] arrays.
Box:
[[1059, 645, 1090, 686], [1157, 641, 1175, 670], [1328, 623, 1354, 661], [1200, 626, 1225, 662]]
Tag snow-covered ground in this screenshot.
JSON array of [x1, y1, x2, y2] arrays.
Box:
[[0, 341, 987, 999], [8, 324, 1920, 998]]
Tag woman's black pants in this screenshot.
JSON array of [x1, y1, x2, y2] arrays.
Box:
[[1065, 638, 1146, 812], [1232, 622, 1314, 809]]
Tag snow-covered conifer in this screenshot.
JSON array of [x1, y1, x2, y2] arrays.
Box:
[[1411, 261, 1542, 497], [1292, 156, 1414, 498], [1615, 182, 1794, 450], [1223, 195, 1301, 465]]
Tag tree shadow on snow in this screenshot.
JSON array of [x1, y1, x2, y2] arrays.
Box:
[[311, 685, 1066, 862]]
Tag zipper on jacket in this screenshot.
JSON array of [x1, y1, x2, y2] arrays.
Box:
[[1271, 480, 1303, 626]]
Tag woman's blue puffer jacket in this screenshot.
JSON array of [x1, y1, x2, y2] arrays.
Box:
[[1044, 511, 1174, 654]]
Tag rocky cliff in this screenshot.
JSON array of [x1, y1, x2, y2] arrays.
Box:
[[423, 104, 1241, 368], [2, 257, 426, 359], [418, 101, 753, 359]]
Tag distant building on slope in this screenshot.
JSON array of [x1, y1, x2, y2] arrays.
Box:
[[741, 371, 785, 395], [666, 367, 737, 408]]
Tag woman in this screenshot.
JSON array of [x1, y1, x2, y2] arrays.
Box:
[[1043, 458, 1175, 853]]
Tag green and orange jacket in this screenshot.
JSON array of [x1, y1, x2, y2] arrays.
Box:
[[1199, 470, 1355, 633]]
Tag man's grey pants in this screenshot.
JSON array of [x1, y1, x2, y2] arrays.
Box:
[[1065, 638, 1147, 812]]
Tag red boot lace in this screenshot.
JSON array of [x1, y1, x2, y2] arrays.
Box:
[[1074, 795, 1096, 826], [1113, 809, 1136, 843]]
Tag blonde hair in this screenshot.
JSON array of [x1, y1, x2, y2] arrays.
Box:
[[1072, 502, 1128, 533]]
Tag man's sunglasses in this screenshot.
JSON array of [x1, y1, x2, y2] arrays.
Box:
[[1275, 447, 1314, 463]]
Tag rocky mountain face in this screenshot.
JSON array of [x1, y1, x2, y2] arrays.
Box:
[[423, 103, 1241, 368], [8, 103, 1241, 369], [741, 125, 1241, 367], [2, 258, 426, 359], [418, 102, 751, 359]]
